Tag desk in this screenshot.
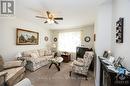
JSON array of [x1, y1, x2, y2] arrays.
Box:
[[99, 57, 130, 86]]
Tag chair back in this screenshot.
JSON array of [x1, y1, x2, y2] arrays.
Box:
[[83, 51, 94, 66], [0, 55, 4, 72]]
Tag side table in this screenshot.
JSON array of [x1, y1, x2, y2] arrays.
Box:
[[61, 54, 71, 63]]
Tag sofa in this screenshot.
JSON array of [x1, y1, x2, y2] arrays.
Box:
[[22, 49, 54, 71], [0, 55, 25, 86]]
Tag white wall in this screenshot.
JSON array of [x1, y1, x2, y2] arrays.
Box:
[[95, 1, 112, 86], [0, 17, 51, 61], [112, 0, 130, 70], [50, 25, 94, 60]]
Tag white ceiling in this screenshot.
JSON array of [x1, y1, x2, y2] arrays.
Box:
[[15, 0, 108, 29]]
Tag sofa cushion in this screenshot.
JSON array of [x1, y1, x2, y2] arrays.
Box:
[[4, 61, 22, 69], [43, 56, 53, 60], [0, 55, 4, 72], [73, 60, 84, 67], [44, 50, 52, 56], [30, 53, 39, 58], [38, 49, 45, 56], [23, 50, 39, 57]]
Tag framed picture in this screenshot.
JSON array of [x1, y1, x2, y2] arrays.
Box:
[[16, 28, 39, 45]]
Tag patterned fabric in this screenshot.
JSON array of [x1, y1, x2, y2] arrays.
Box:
[[23, 49, 54, 71], [38, 49, 45, 56], [71, 51, 94, 76], [4, 61, 23, 69]]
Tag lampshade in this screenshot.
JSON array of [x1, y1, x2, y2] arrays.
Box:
[[47, 19, 54, 24], [52, 44, 56, 48], [16, 52, 22, 58]]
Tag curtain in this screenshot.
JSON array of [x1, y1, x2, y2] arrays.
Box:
[[58, 31, 81, 52]]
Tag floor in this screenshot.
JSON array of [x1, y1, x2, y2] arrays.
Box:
[[25, 62, 95, 86]]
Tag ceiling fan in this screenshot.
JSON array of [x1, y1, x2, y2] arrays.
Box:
[[36, 11, 63, 24]]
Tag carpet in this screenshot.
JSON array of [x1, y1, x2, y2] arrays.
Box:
[[25, 62, 94, 86]]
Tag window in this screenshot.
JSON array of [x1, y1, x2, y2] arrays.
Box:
[[58, 31, 81, 52]]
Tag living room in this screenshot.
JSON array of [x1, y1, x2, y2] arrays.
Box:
[[0, 0, 130, 86]]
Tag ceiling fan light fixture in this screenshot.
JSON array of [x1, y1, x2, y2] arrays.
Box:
[[47, 19, 54, 24]]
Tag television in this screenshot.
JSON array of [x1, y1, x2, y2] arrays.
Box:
[[76, 47, 93, 59], [76, 47, 94, 71]]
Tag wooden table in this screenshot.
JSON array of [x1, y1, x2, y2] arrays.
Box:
[[61, 54, 71, 63]]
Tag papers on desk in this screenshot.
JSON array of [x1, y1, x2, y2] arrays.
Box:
[[107, 65, 118, 73], [102, 59, 112, 65]]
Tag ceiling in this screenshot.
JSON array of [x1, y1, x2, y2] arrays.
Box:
[[15, 0, 108, 29]]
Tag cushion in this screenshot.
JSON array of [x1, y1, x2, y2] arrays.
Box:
[[73, 60, 84, 67], [23, 50, 39, 57], [0, 55, 4, 71], [4, 61, 22, 69], [38, 49, 45, 56], [30, 53, 38, 58], [44, 50, 52, 56]]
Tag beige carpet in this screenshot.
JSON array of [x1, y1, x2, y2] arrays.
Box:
[[25, 62, 95, 86]]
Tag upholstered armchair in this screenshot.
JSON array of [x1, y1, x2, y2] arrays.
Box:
[[70, 51, 94, 79]]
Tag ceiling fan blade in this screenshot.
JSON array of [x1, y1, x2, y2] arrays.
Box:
[[44, 21, 48, 23], [36, 16, 47, 19], [54, 20, 58, 24], [54, 17, 63, 20], [46, 11, 50, 18]]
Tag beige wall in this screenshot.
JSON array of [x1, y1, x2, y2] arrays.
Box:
[[112, 0, 130, 70], [0, 17, 51, 61]]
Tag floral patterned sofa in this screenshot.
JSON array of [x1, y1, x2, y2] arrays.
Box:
[[22, 49, 54, 71]]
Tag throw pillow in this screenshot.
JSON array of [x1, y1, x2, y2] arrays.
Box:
[[38, 49, 44, 56], [0, 55, 4, 71], [30, 53, 38, 58]]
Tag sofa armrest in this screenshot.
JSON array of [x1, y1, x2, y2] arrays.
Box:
[[24, 57, 36, 62], [0, 71, 7, 77], [72, 60, 84, 67], [0, 71, 7, 86], [3, 61, 23, 69], [77, 58, 84, 63]]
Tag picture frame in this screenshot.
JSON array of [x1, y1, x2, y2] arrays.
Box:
[[116, 18, 124, 43], [44, 36, 49, 41], [16, 28, 39, 45], [53, 37, 57, 42], [84, 36, 90, 42]]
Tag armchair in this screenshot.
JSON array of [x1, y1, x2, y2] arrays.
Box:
[[70, 51, 94, 79], [0, 55, 25, 86]]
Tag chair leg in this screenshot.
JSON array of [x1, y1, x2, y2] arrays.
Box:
[[85, 76, 88, 80], [69, 71, 72, 76]]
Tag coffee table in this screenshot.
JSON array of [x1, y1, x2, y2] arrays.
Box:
[[49, 57, 63, 71]]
